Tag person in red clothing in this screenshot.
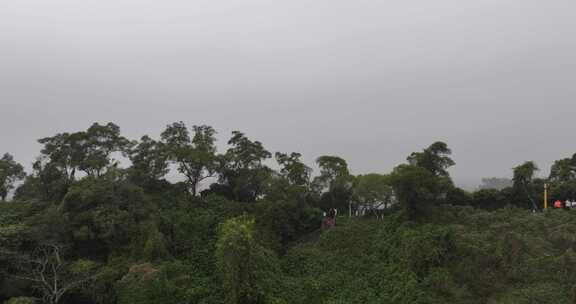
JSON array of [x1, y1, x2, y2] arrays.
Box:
[[322, 208, 337, 229], [554, 200, 562, 209], [322, 217, 335, 229]]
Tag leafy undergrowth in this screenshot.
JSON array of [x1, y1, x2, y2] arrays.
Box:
[[5, 204, 576, 304], [278, 207, 576, 304]]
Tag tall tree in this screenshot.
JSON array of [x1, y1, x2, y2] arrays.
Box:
[[38, 123, 130, 179], [218, 131, 272, 202], [128, 135, 169, 186], [216, 216, 279, 304], [512, 161, 539, 210], [60, 172, 148, 259], [352, 173, 394, 217], [225, 131, 271, 171], [79, 123, 131, 177], [0, 153, 26, 201], [14, 157, 69, 202], [390, 164, 442, 220], [275, 152, 311, 186], [407, 141, 455, 178], [161, 122, 218, 196], [260, 152, 312, 201], [549, 157, 576, 182], [313, 156, 350, 191], [37, 132, 83, 181], [313, 156, 353, 213]]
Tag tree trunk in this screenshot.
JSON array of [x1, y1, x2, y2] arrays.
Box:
[[191, 180, 198, 196], [50, 294, 60, 304], [522, 180, 537, 211], [349, 201, 352, 217]]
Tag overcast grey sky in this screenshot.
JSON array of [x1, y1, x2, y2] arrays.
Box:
[[2, 0, 576, 188]]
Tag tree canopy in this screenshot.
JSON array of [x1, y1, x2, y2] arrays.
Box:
[[0, 153, 25, 201], [161, 122, 218, 196], [4, 122, 576, 304], [407, 141, 455, 178]]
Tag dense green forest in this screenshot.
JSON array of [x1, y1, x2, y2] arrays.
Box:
[[2, 122, 576, 304]]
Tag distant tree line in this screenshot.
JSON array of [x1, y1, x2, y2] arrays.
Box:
[[2, 122, 576, 303]]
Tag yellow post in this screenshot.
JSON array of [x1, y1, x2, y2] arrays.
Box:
[[544, 183, 548, 210]]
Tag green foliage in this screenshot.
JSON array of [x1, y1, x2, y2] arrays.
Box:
[[116, 261, 219, 304], [140, 226, 170, 262], [353, 173, 394, 215], [217, 131, 272, 202], [254, 200, 322, 252], [8, 123, 576, 304], [279, 207, 576, 304], [216, 216, 282, 304], [280, 217, 454, 304], [0, 203, 33, 246], [388, 142, 456, 218], [161, 122, 219, 196], [0, 203, 37, 301], [549, 156, 576, 182], [390, 164, 447, 219], [443, 186, 472, 206], [60, 173, 150, 258], [128, 135, 169, 188], [552, 180, 576, 201], [471, 188, 509, 210], [156, 195, 245, 269], [3, 297, 36, 304], [275, 152, 311, 187], [407, 141, 455, 178], [512, 161, 538, 188], [512, 161, 539, 210], [38, 122, 131, 179], [14, 158, 69, 202], [0, 153, 26, 201], [313, 156, 353, 212], [315, 156, 349, 186]]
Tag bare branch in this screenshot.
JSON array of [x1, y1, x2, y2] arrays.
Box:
[[4, 243, 98, 304]]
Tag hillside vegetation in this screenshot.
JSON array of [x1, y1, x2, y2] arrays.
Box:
[[3, 122, 576, 304], [280, 207, 576, 304]]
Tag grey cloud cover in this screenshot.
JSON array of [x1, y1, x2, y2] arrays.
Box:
[[2, 0, 576, 188]]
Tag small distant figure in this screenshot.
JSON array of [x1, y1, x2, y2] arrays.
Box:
[[328, 208, 337, 220], [322, 216, 335, 229], [322, 208, 338, 230], [554, 200, 562, 209]]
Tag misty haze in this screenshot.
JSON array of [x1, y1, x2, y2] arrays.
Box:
[[2, 1, 576, 303]]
